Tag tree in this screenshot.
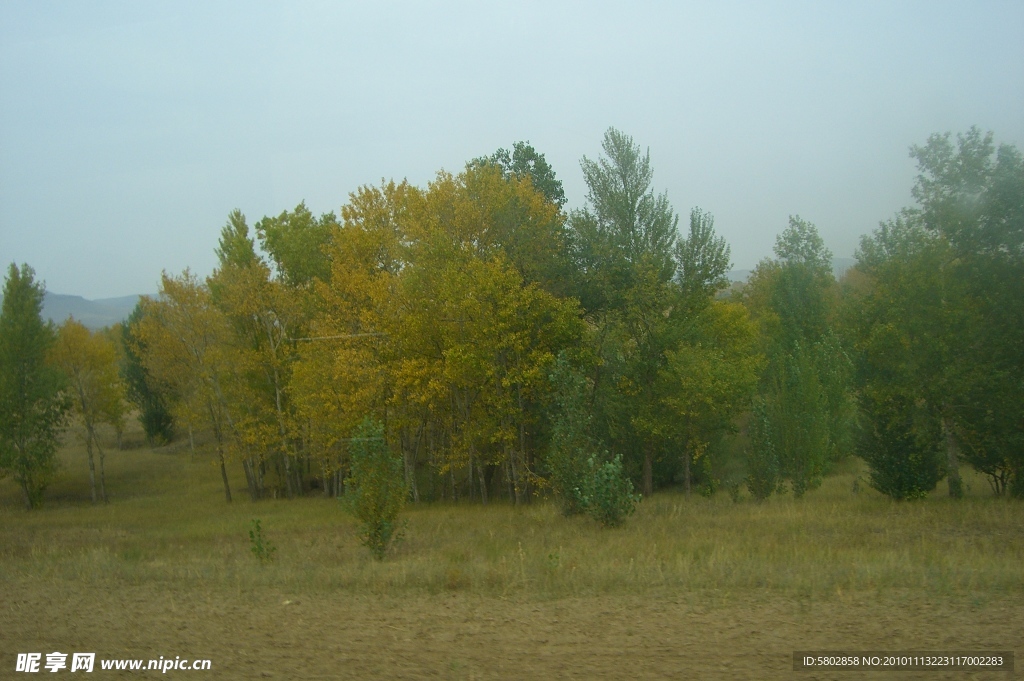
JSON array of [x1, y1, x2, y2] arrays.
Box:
[[569, 128, 681, 497], [850, 128, 1024, 497], [571, 127, 678, 314], [345, 417, 406, 559], [255, 202, 338, 288], [0, 264, 69, 509], [676, 208, 732, 304], [482, 141, 567, 209], [138, 271, 235, 502], [660, 300, 762, 496], [121, 302, 175, 444], [744, 217, 854, 497], [52, 318, 125, 503], [546, 352, 601, 516]]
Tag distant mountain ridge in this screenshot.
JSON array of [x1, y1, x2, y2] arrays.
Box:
[[40, 293, 146, 329], [728, 256, 856, 283]]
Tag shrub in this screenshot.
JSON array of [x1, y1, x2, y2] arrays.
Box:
[[248, 518, 276, 563], [858, 394, 943, 500], [345, 417, 407, 559], [583, 454, 639, 527], [546, 353, 601, 516], [746, 398, 780, 501]]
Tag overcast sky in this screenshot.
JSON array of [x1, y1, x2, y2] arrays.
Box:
[[2, 1, 1022, 299]]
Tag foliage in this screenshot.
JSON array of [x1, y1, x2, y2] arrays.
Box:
[[345, 418, 407, 559], [121, 302, 175, 444], [137, 270, 236, 502], [546, 353, 601, 516], [675, 207, 732, 302], [0, 264, 69, 509], [52, 318, 126, 503], [857, 393, 943, 501], [482, 140, 567, 209], [255, 202, 338, 288], [744, 217, 854, 498], [851, 128, 1023, 497], [746, 399, 780, 501], [248, 518, 277, 564], [582, 454, 639, 527]]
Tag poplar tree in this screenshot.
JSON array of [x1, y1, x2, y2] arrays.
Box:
[[0, 264, 69, 509]]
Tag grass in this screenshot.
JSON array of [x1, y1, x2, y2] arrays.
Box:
[[1, 420, 1022, 606]]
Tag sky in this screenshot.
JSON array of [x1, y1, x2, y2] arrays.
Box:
[[1, 1, 1022, 300]]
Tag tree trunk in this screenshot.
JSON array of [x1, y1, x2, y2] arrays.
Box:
[[85, 432, 98, 504], [218, 443, 232, 503], [683, 446, 691, 500], [643, 443, 654, 498], [476, 456, 488, 506], [96, 439, 108, 503], [942, 416, 964, 499]]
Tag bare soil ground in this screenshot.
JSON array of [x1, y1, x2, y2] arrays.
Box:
[[4, 580, 1020, 679]]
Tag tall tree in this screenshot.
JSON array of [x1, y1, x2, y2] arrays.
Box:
[[745, 217, 854, 496], [52, 318, 125, 503], [569, 128, 680, 496], [0, 264, 69, 509], [121, 301, 175, 444], [852, 128, 1024, 497], [138, 271, 235, 502]]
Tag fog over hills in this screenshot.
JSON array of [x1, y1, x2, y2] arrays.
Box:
[[41, 293, 146, 330]]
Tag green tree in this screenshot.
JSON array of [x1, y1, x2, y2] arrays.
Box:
[[569, 128, 681, 497], [745, 218, 854, 497], [484, 140, 567, 208], [546, 352, 601, 516], [851, 129, 1024, 497], [0, 264, 69, 509], [345, 417, 406, 559], [255, 202, 338, 288], [121, 301, 175, 444]]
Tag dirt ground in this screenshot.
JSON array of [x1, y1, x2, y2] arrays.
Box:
[[2, 581, 1019, 680]]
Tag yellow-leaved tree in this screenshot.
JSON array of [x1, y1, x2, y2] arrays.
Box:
[[52, 318, 126, 503]]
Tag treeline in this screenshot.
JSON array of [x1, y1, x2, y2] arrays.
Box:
[[1, 127, 1021, 511]]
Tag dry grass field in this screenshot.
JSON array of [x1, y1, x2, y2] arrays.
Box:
[[1, 420, 1021, 679]]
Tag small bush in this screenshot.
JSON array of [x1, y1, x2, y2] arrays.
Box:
[[583, 454, 639, 527], [248, 519, 276, 564], [345, 417, 407, 559]]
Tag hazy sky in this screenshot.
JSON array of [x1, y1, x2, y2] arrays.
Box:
[[2, 1, 1022, 299]]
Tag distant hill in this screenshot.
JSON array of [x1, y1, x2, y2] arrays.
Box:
[[728, 257, 856, 283], [41, 293, 146, 330]]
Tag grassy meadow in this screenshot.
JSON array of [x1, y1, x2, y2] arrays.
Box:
[[2, 420, 1021, 679], [3, 419, 1021, 602]]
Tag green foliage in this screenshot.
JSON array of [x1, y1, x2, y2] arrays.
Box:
[[582, 454, 639, 528], [546, 353, 600, 516], [345, 418, 407, 559], [745, 216, 854, 499], [484, 140, 567, 208], [851, 129, 1023, 498], [746, 399, 780, 501], [675, 207, 731, 303], [255, 202, 338, 288], [248, 518, 277, 563], [857, 394, 943, 500], [121, 302, 175, 444], [0, 264, 69, 509]]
